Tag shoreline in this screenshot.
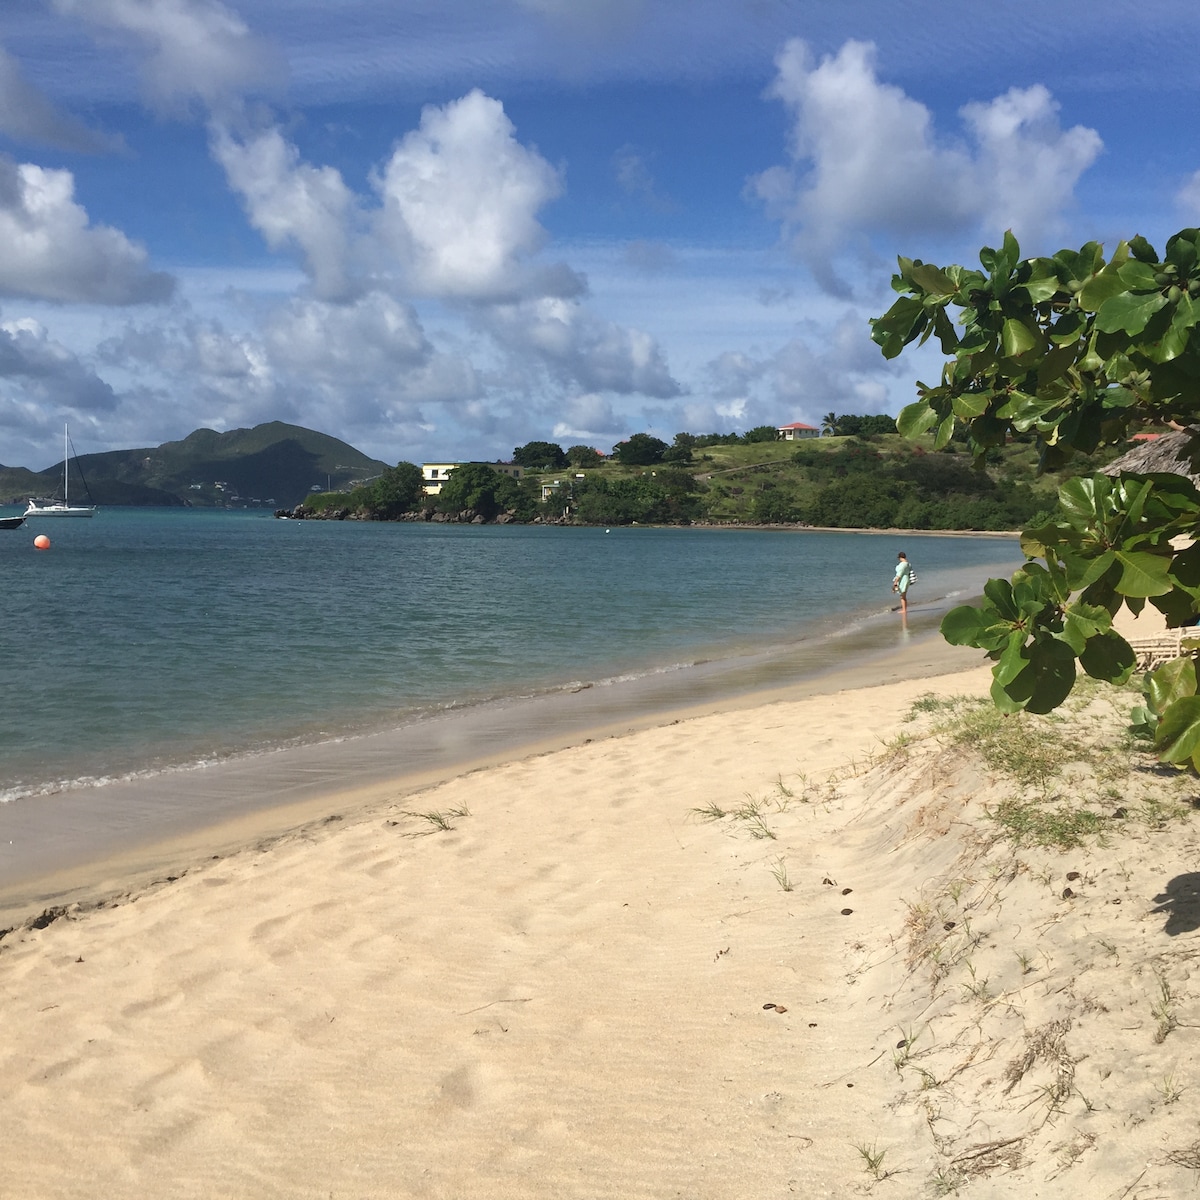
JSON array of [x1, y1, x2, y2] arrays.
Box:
[[0, 619, 987, 927]]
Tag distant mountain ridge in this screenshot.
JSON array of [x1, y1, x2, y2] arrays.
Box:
[[0, 422, 390, 509]]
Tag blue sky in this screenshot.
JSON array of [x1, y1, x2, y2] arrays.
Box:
[[1, 0, 1198, 469]]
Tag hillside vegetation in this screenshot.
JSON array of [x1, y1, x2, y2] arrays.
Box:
[[514, 429, 1122, 530], [0, 422, 389, 509], [301, 422, 1127, 530]]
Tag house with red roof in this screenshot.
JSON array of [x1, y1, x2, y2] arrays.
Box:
[[776, 421, 821, 441]]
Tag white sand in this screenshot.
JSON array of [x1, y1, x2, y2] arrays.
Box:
[[2, 629, 1197, 1198]]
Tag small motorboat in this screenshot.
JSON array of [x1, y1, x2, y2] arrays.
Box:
[[0, 514, 26, 530]]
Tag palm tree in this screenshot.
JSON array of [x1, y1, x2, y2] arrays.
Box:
[[821, 412, 840, 437]]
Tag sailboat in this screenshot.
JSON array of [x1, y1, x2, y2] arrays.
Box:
[[25, 425, 96, 517]]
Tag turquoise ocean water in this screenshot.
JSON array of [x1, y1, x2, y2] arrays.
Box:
[[0, 508, 1019, 813]]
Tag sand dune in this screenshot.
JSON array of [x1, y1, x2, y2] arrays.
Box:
[[2, 638, 1198, 1198]]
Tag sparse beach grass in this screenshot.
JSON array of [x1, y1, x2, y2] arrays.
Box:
[[796, 674, 1200, 1194]]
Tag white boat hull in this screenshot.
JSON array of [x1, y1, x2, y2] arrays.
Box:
[[25, 501, 95, 517]]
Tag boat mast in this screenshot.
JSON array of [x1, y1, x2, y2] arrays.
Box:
[[64, 424, 69, 506]]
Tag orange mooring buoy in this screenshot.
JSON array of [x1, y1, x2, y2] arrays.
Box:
[[33, 534, 50, 550]]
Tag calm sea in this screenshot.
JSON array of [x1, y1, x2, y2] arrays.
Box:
[[0, 508, 1019, 810]]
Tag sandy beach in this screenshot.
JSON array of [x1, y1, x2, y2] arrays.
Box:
[[2, 612, 1198, 1199]]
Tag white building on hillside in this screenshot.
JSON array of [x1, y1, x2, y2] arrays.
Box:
[[421, 462, 524, 496], [776, 421, 821, 440]]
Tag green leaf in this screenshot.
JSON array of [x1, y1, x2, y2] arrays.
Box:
[[1036, 341, 1080, 386], [870, 297, 927, 356], [990, 672, 1028, 713], [1149, 588, 1198, 628], [896, 399, 939, 439], [1170, 541, 1200, 588], [933, 414, 955, 450], [1155, 695, 1200, 768], [1095, 290, 1167, 335], [1022, 638, 1079, 714], [1077, 269, 1126, 312], [1048, 309, 1086, 345], [1002, 230, 1021, 270], [1171, 292, 1200, 330], [1078, 631, 1136, 683], [1128, 234, 1159, 263], [951, 391, 992, 420], [1001, 317, 1040, 359], [1116, 260, 1161, 291], [941, 605, 991, 646], [1018, 263, 1063, 304], [1057, 475, 1105, 524], [931, 307, 960, 354], [1147, 656, 1197, 714], [1113, 549, 1173, 597], [1129, 705, 1158, 741], [909, 262, 958, 296], [1060, 603, 1111, 653], [994, 631, 1030, 686], [982, 577, 1019, 621]]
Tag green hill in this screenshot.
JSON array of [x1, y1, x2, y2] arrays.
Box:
[[0, 422, 390, 509], [520, 431, 1127, 529]]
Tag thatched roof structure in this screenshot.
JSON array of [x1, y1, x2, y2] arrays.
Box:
[[1102, 429, 1200, 485]]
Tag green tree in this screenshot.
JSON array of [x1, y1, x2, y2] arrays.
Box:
[[436, 463, 521, 519], [663, 432, 696, 464], [567, 444, 603, 468], [821, 411, 839, 436], [837, 413, 898, 437], [613, 433, 669, 466], [367, 461, 423, 517], [871, 228, 1200, 766], [571, 470, 702, 525], [805, 477, 909, 528], [513, 440, 568, 469], [743, 424, 779, 444]]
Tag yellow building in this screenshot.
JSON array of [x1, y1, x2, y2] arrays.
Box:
[[421, 462, 524, 496]]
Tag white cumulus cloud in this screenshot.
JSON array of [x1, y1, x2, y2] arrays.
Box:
[[51, 0, 282, 112], [0, 44, 121, 152], [210, 122, 355, 299], [0, 316, 120, 413], [961, 84, 1102, 242], [0, 155, 174, 304], [482, 296, 681, 398], [753, 39, 1101, 292], [550, 392, 624, 442], [373, 89, 576, 301], [263, 292, 431, 383]]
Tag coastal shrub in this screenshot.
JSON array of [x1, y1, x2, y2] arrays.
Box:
[[513, 441, 568, 470], [829, 413, 898, 437], [612, 432, 669, 466], [755, 490, 802, 522], [804, 477, 908, 528], [367, 461, 423, 517], [566, 444, 604, 468], [571, 471, 702, 525], [743, 424, 780, 444], [435, 463, 522, 519]]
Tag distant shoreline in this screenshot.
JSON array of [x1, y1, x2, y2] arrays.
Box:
[[686, 521, 1020, 538]]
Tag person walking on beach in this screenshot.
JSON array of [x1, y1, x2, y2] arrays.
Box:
[[892, 551, 913, 616]]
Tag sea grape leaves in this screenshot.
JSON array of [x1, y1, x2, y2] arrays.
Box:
[[871, 228, 1200, 768]]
